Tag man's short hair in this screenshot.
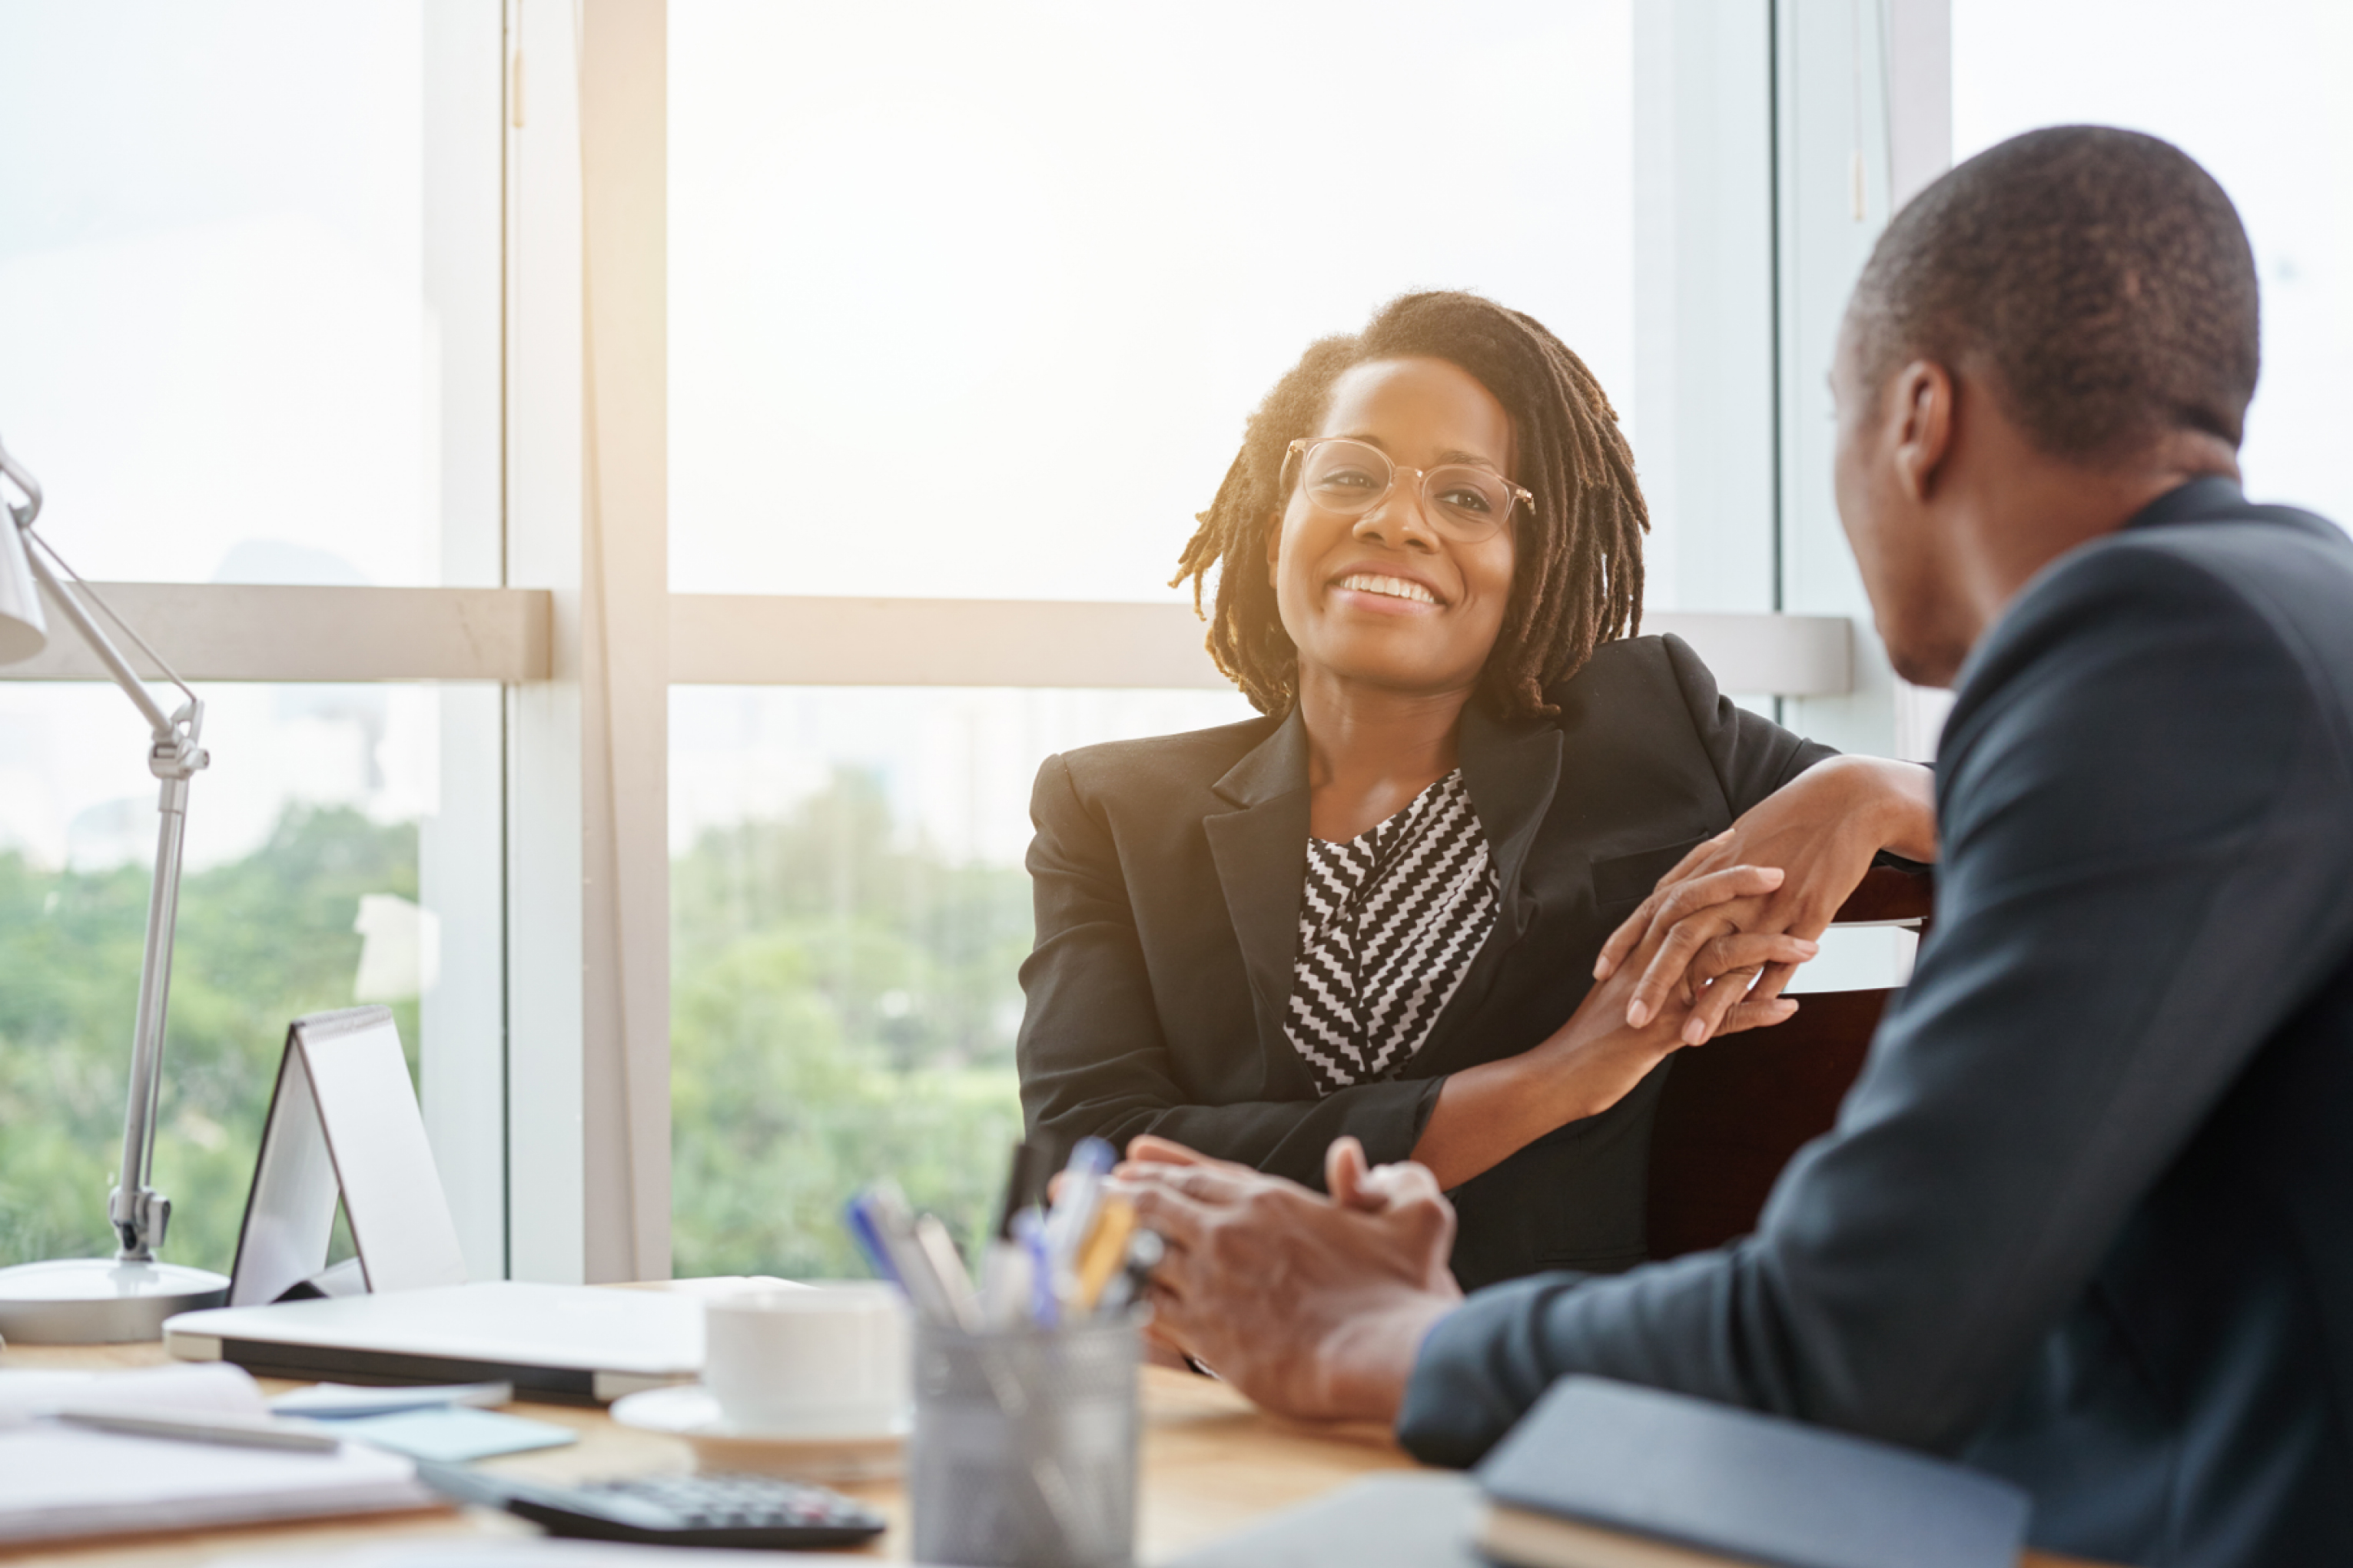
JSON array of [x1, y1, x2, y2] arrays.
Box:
[[1850, 125, 2260, 462]]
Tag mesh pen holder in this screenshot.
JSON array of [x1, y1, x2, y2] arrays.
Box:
[[911, 1312, 1142, 1568]]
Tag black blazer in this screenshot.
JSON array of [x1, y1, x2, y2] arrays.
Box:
[[1017, 633, 1834, 1290], [1399, 482, 2353, 1566]]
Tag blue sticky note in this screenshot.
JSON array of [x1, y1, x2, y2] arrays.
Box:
[[333, 1406, 579, 1464]]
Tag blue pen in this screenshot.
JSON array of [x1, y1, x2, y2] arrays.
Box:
[[1014, 1208, 1058, 1329], [842, 1192, 903, 1288]]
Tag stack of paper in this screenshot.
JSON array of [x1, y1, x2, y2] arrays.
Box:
[[0, 1363, 435, 1545]]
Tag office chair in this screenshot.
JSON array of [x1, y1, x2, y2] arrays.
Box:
[[1644, 866, 1935, 1259]]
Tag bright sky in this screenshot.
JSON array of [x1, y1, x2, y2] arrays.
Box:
[[1954, 0, 2353, 531], [4, 1, 2346, 873]]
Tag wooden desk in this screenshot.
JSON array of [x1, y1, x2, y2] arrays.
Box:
[[1, 1341, 2103, 1567]]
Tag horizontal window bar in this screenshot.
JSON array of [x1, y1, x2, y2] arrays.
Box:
[[3, 582, 552, 684], [2, 585, 1853, 696], [669, 595, 1854, 697]]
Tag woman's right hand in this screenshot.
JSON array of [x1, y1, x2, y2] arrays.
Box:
[[1405, 920, 1814, 1190], [1522, 923, 1816, 1122]]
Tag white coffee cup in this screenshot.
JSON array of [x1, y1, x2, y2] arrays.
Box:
[[702, 1282, 911, 1436]]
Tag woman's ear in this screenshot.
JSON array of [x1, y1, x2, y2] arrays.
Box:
[[1265, 509, 1284, 586]]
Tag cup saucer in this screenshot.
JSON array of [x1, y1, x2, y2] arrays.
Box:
[[609, 1384, 908, 1482]]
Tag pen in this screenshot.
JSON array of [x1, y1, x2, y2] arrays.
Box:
[[1072, 1195, 1137, 1312], [849, 1185, 961, 1323], [980, 1142, 1045, 1329], [55, 1407, 341, 1454], [1043, 1138, 1116, 1284], [842, 1193, 904, 1289], [1014, 1208, 1058, 1329], [914, 1212, 981, 1331]]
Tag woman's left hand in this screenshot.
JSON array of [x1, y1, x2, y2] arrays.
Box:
[[1592, 755, 1936, 1044]]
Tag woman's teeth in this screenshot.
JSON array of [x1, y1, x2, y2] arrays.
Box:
[[1336, 573, 1437, 605]]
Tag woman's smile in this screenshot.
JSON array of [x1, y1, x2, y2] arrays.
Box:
[[1329, 568, 1445, 612]]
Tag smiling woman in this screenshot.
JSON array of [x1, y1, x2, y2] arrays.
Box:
[[1015, 292, 1936, 1290]]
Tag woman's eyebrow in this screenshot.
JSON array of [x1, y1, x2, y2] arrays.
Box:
[[1331, 433, 1505, 472], [1435, 449, 1503, 472]]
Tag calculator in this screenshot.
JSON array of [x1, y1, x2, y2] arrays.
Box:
[[415, 1460, 890, 1550]]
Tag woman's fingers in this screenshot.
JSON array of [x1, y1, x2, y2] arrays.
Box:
[[1693, 930, 1820, 983], [1715, 993, 1801, 1036], [1681, 935, 1819, 1043], [1593, 830, 1740, 980], [1623, 867, 1790, 1027]]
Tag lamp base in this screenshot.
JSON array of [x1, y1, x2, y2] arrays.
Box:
[[0, 1256, 229, 1344]]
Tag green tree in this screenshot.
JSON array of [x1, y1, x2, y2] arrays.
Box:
[[0, 807, 417, 1273], [669, 768, 1030, 1279]]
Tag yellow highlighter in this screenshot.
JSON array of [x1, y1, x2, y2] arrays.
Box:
[[1072, 1195, 1138, 1312]]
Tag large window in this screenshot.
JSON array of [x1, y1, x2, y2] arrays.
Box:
[[667, 0, 1637, 1271], [0, 682, 449, 1274], [0, 4, 503, 1275], [1954, 0, 2353, 533], [670, 0, 1636, 603]]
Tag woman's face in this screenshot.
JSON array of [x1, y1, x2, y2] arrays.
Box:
[[1268, 356, 1519, 702]]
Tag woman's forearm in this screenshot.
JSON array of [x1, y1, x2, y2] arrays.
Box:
[[1408, 1053, 1594, 1192], [1841, 754, 1939, 860]]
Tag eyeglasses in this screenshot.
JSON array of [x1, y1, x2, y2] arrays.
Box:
[[1283, 437, 1533, 544]]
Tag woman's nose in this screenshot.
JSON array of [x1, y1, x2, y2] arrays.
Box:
[[1351, 477, 1440, 549]]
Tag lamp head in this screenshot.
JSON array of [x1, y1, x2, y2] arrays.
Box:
[[0, 434, 50, 665]]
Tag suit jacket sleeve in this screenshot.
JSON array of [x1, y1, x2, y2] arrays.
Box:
[[1660, 632, 1840, 814], [1397, 543, 2353, 1465], [1017, 752, 1444, 1183]]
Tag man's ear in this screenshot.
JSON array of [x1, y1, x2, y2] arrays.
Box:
[[1892, 360, 1956, 503]]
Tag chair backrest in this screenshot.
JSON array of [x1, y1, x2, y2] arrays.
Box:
[[1644, 866, 1934, 1260]]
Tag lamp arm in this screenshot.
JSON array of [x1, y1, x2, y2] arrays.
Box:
[[16, 535, 180, 742], [15, 530, 209, 1261]]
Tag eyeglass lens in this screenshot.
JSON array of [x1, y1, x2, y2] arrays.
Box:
[[1296, 439, 1514, 539]]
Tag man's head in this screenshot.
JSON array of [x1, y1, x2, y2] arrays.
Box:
[[1833, 126, 2258, 685]]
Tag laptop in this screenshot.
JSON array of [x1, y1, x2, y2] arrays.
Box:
[[163, 1281, 702, 1404], [164, 1009, 703, 1403]]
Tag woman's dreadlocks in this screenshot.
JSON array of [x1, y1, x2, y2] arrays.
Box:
[[1172, 291, 1648, 721]]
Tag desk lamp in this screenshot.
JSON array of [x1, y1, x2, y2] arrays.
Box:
[[0, 433, 231, 1341]]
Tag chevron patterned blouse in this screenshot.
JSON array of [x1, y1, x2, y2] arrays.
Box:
[[1284, 768, 1500, 1096]]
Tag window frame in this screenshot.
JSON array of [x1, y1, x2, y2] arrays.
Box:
[[2, 0, 1951, 1282]]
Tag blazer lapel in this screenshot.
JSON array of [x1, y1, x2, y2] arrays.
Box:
[[1408, 704, 1565, 1076], [1203, 708, 1313, 1095], [1457, 702, 1564, 946]]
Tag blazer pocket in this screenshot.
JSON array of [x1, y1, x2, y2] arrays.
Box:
[[1591, 837, 1708, 916]]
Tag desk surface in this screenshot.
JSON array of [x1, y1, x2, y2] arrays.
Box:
[[1, 1340, 2105, 1567]]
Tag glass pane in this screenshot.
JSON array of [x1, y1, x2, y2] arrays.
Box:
[[1953, 0, 2353, 533], [670, 686, 1256, 1277], [669, 0, 1635, 601], [0, 681, 471, 1275], [0, 2, 502, 587]]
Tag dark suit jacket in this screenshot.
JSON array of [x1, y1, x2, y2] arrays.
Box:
[[1399, 480, 2353, 1567], [1017, 633, 1834, 1290]]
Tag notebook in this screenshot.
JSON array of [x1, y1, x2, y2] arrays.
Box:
[[1475, 1377, 2031, 1568], [0, 1363, 436, 1545]]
